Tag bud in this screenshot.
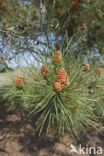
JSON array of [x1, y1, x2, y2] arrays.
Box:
[[101, 47, 104, 52], [83, 64, 90, 71], [16, 76, 25, 89], [95, 67, 104, 76], [79, 23, 87, 30], [56, 7, 64, 17], [53, 50, 62, 64], [40, 65, 49, 76], [71, 0, 79, 12]]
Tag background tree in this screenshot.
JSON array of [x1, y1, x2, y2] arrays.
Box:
[[0, 0, 104, 67]]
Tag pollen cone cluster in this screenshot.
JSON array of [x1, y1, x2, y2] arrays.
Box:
[[54, 68, 69, 92]]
